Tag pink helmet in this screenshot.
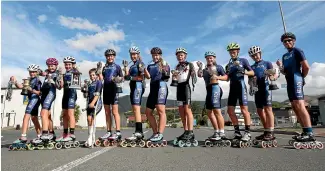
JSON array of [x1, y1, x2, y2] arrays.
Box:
[[46, 58, 58, 65]]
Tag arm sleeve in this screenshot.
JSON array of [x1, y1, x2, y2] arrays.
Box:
[[217, 65, 226, 76], [162, 64, 170, 80], [225, 64, 229, 75], [95, 80, 103, 94], [295, 48, 306, 62], [266, 61, 273, 70], [35, 80, 42, 91], [117, 65, 123, 77], [243, 58, 252, 71]]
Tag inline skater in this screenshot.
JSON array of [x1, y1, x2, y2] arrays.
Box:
[[97, 49, 123, 145], [121, 46, 149, 147], [35, 58, 61, 143], [276, 32, 323, 149], [172, 47, 198, 147], [85, 68, 103, 147], [10, 64, 42, 150], [224, 43, 255, 147], [197, 51, 229, 146], [144, 47, 170, 147], [248, 46, 277, 147], [56, 56, 78, 143]]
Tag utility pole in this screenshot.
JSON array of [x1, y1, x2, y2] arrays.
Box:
[[278, 0, 287, 33]]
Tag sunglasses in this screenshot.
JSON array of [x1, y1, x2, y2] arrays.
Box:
[[283, 39, 293, 43]]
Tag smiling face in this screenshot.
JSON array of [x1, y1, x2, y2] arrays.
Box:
[[176, 52, 186, 62], [130, 53, 139, 62], [64, 62, 73, 71], [106, 55, 115, 63], [282, 38, 295, 49], [229, 49, 239, 59], [89, 71, 97, 81], [250, 52, 261, 62], [205, 56, 215, 65], [151, 54, 161, 63], [29, 71, 37, 78], [47, 64, 57, 73]]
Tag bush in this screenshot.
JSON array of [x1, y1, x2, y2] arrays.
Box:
[[171, 123, 177, 128], [60, 104, 81, 124]]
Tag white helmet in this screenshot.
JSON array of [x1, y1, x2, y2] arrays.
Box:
[[248, 46, 261, 56], [27, 64, 40, 72], [63, 56, 76, 63], [129, 46, 140, 54]]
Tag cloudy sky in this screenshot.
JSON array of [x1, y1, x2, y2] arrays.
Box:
[[1, 1, 325, 102]]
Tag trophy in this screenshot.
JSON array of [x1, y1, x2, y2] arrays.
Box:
[[264, 69, 279, 90], [96, 62, 103, 75], [170, 69, 179, 86], [6, 81, 14, 101], [67, 69, 82, 89], [234, 60, 245, 77], [81, 79, 90, 98], [138, 62, 144, 76], [196, 61, 203, 76], [207, 65, 218, 84], [21, 78, 30, 95], [122, 60, 129, 75], [248, 77, 258, 96], [113, 76, 123, 93]]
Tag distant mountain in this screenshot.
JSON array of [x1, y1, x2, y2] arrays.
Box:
[[280, 95, 324, 107]]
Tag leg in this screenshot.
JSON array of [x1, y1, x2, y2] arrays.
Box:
[[145, 108, 157, 133], [178, 106, 188, 130], [68, 108, 75, 134], [184, 104, 194, 131], [156, 105, 166, 134], [111, 104, 121, 131], [104, 105, 112, 131], [213, 109, 224, 133], [41, 109, 50, 134], [31, 116, 41, 135], [207, 110, 219, 131], [292, 100, 312, 132], [257, 108, 267, 129], [21, 114, 31, 135]]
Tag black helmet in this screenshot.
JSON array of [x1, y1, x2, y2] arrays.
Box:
[[281, 32, 296, 42], [150, 47, 162, 55], [104, 49, 116, 56]]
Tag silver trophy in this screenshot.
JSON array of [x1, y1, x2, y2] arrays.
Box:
[[264, 69, 279, 90], [96, 62, 103, 75], [6, 80, 14, 101], [66, 69, 82, 89], [122, 60, 129, 76], [207, 65, 218, 84], [82, 79, 90, 98], [248, 77, 258, 96], [113, 76, 123, 93], [21, 78, 30, 95], [196, 61, 203, 76], [170, 69, 180, 86]]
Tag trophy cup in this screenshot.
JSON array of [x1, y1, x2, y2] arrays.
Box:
[[21, 78, 30, 95], [248, 77, 258, 96], [170, 69, 179, 86], [96, 62, 103, 75], [69, 69, 82, 89], [113, 76, 123, 93], [264, 69, 279, 90], [82, 79, 90, 98], [138, 62, 144, 76], [196, 61, 203, 76], [6, 81, 14, 101], [122, 60, 129, 76], [207, 65, 218, 84]]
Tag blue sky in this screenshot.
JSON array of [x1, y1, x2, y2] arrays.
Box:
[[2, 1, 325, 101]]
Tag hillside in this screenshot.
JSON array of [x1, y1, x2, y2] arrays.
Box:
[[280, 95, 323, 107]]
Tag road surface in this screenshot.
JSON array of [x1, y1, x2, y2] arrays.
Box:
[[1, 128, 325, 171]]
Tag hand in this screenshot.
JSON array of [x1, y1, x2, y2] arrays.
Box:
[[276, 59, 282, 67], [237, 67, 245, 74], [88, 103, 95, 109], [27, 87, 32, 92], [10, 76, 16, 83]]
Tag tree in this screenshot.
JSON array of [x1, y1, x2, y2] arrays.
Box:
[[166, 110, 175, 123], [60, 104, 81, 124], [272, 101, 283, 108], [191, 101, 201, 114]]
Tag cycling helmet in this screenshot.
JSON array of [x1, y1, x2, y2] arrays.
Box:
[[227, 43, 240, 51], [27, 64, 40, 72], [150, 47, 162, 55], [204, 51, 216, 58], [104, 49, 116, 56], [248, 46, 261, 56], [46, 58, 59, 66], [63, 56, 76, 64], [281, 32, 296, 42], [129, 46, 140, 54], [175, 47, 187, 55]]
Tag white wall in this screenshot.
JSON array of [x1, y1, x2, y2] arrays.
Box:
[[1, 88, 110, 128], [319, 99, 325, 125]]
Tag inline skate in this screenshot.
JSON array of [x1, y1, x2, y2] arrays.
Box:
[[231, 132, 252, 148], [173, 131, 186, 146], [120, 132, 146, 148], [145, 133, 167, 148], [256, 133, 277, 148], [288, 132, 301, 146], [176, 131, 198, 148], [252, 132, 265, 146], [9, 137, 32, 151], [292, 133, 324, 149], [205, 132, 231, 147], [94, 132, 112, 147], [104, 132, 122, 147], [29, 134, 56, 150], [55, 134, 80, 149]]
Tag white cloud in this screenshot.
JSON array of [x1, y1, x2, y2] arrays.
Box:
[[58, 15, 102, 32], [47, 5, 56, 13], [37, 14, 47, 23], [16, 14, 26, 20], [122, 8, 131, 15], [138, 20, 144, 24]]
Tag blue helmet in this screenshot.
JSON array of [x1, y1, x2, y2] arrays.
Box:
[[204, 51, 216, 58]]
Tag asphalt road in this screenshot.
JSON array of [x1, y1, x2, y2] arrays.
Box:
[[1, 128, 325, 171]]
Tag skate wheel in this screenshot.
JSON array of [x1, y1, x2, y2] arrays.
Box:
[[162, 140, 167, 147], [55, 143, 63, 150], [316, 142, 324, 150], [309, 142, 316, 149], [38, 145, 45, 150], [103, 140, 110, 147], [95, 139, 101, 147], [185, 141, 191, 147], [225, 140, 231, 147], [120, 140, 128, 148], [155, 143, 160, 147], [192, 140, 199, 147], [267, 141, 272, 148], [150, 143, 155, 148], [74, 141, 80, 148], [288, 140, 295, 146], [252, 139, 258, 146], [16, 146, 22, 150], [216, 143, 221, 147], [301, 143, 308, 149], [139, 140, 146, 148], [47, 143, 55, 150], [272, 140, 278, 147], [9, 145, 13, 151], [130, 142, 136, 148], [178, 140, 185, 148], [111, 141, 116, 146], [173, 138, 178, 146], [293, 142, 301, 149], [146, 141, 152, 148]]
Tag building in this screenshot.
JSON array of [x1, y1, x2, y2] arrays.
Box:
[[1, 87, 119, 128], [318, 95, 325, 125], [221, 106, 247, 126]]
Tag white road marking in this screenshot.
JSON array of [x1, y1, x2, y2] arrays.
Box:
[[51, 130, 149, 171]]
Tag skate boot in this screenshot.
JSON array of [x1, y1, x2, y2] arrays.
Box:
[[293, 133, 324, 149], [230, 131, 242, 147], [252, 132, 266, 146], [146, 133, 167, 148], [55, 134, 80, 149], [205, 132, 232, 147], [29, 134, 55, 150], [288, 132, 302, 146], [238, 132, 252, 148], [95, 132, 112, 147], [120, 132, 145, 148], [105, 132, 122, 147], [177, 131, 198, 148], [173, 130, 187, 146], [9, 136, 30, 151], [260, 133, 277, 148]]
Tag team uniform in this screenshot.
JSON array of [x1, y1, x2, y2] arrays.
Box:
[[176, 61, 196, 106], [62, 70, 78, 109], [126, 60, 146, 106], [25, 77, 42, 116], [40, 70, 59, 111], [251, 60, 273, 109], [86, 80, 103, 116], [102, 63, 123, 105]]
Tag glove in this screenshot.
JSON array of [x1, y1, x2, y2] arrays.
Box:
[[237, 67, 245, 74]]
